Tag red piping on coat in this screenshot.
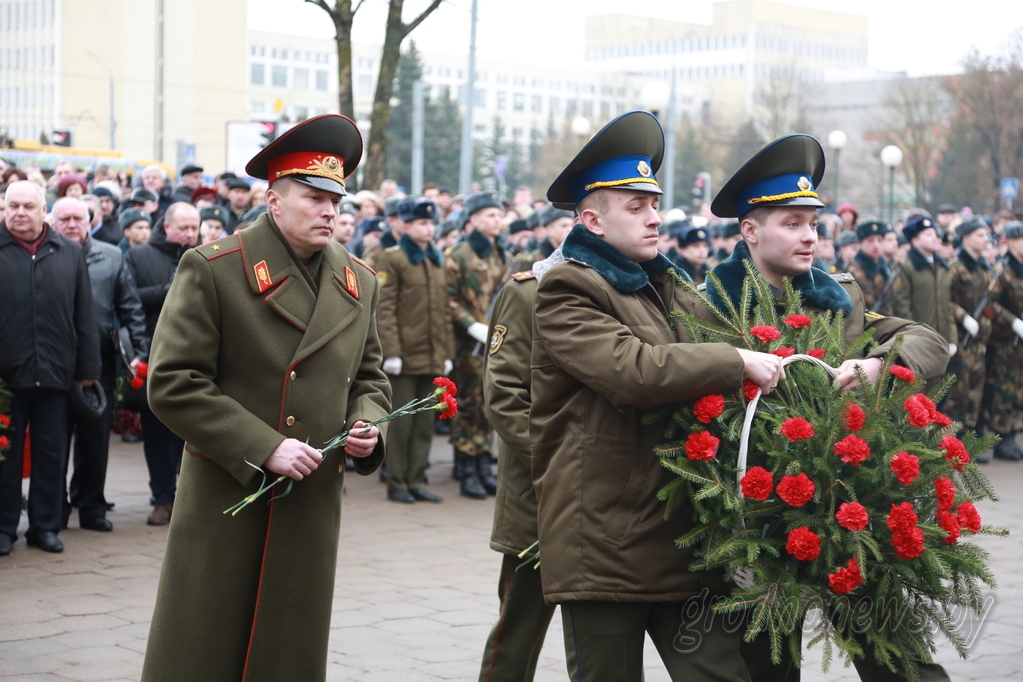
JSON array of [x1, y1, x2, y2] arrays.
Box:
[[206, 246, 241, 261]]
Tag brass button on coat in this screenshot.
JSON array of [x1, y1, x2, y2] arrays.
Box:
[[286, 416, 295, 427], [289, 371, 297, 381]]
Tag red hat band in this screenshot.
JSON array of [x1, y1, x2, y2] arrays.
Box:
[[267, 151, 346, 189]]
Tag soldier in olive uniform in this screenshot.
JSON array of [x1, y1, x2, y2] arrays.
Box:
[[141, 115, 391, 682], [376, 198, 453, 502], [360, 204, 400, 270], [846, 220, 894, 316], [445, 191, 506, 499], [674, 225, 711, 284], [478, 250, 564, 682], [532, 111, 788, 682], [893, 215, 958, 355], [982, 220, 1023, 460], [704, 136, 951, 682], [945, 217, 994, 449]]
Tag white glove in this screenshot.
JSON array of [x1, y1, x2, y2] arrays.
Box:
[[962, 314, 979, 338], [468, 322, 489, 344], [948, 343, 957, 357], [443, 359, 453, 376], [382, 357, 402, 376], [1013, 318, 1023, 340]]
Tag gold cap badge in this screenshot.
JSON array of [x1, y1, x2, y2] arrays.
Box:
[[637, 160, 652, 178], [797, 176, 812, 192]]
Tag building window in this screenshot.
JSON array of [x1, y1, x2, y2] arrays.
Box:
[[475, 88, 486, 107], [251, 63, 265, 85], [358, 75, 373, 94], [566, 99, 577, 116], [251, 100, 266, 114], [513, 92, 524, 111], [531, 94, 542, 113], [271, 65, 287, 87], [549, 96, 560, 115], [496, 91, 507, 110], [294, 68, 309, 90], [294, 106, 309, 121], [316, 70, 328, 91], [582, 100, 593, 117]]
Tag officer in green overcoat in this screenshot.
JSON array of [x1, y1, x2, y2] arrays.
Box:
[[140, 115, 391, 682]]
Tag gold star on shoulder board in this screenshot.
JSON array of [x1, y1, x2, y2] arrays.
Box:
[[211, 244, 221, 251]]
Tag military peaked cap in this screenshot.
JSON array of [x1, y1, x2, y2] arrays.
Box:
[[397, 198, 438, 223], [200, 206, 230, 225], [902, 215, 937, 242], [855, 220, 891, 241], [956, 216, 988, 240]]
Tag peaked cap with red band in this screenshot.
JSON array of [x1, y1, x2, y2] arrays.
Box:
[[245, 114, 363, 197]]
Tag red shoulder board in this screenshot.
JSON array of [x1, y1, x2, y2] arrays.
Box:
[[350, 254, 376, 274]]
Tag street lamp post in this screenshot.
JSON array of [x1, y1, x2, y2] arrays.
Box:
[[640, 81, 672, 209], [827, 130, 847, 207], [570, 116, 592, 141], [86, 51, 116, 150], [880, 145, 903, 223]]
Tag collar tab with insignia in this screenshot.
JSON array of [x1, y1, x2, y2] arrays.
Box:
[[342, 266, 359, 299], [253, 260, 273, 293]]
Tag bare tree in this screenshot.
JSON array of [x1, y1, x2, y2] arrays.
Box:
[[881, 77, 951, 208], [306, 0, 363, 118], [361, 0, 443, 191], [753, 61, 811, 140]]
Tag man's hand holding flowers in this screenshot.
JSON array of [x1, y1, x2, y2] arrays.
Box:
[[833, 357, 882, 392], [343, 422, 380, 458]]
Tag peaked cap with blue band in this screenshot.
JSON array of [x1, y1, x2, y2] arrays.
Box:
[[547, 110, 664, 210], [711, 134, 826, 219]]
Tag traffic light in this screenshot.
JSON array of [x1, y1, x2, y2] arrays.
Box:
[[259, 122, 277, 149], [692, 172, 711, 206], [52, 129, 72, 147]]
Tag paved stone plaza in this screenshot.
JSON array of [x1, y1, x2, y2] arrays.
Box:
[[1, 436, 1021, 681]]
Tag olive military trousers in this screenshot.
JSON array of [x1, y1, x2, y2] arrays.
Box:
[[385, 374, 437, 493]]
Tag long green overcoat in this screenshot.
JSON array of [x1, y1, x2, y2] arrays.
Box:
[[140, 215, 391, 682]]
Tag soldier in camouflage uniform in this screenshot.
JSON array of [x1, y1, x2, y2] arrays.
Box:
[[846, 220, 894, 315], [446, 191, 507, 498], [982, 220, 1023, 461], [945, 218, 995, 455]]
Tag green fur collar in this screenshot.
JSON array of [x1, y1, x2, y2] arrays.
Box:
[[854, 250, 890, 280], [1006, 253, 1023, 278], [380, 231, 398, 249], [561, 224, 688, 293], [708, 239, 853, 315], [399, 234, 442, 267], [907, 246, 949, 271], [956, 247, 991, 273], [467, 228, 505, 262]]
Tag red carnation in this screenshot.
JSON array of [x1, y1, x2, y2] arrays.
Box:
[[776, 473, 815, 507], [740, 466, 774, 501], [836, 501, 869, 531], [916, 394, 939, 420], [130, 377, 145, 390], [808, 348, 826, 359], [888, 365, 916, 382], [785, 526, 821, 561], [771, 346, 795, 358], [784, 314, 812, 329], [843, 402, 866, 432], [934, 477, 956, 512], [750, 325, 781, 342], [433, 376, 457, 397], [0, 435, 8, 450], [742, 380, 759, 402], [934, 412, 953, 427], [903, 395, 932, 428], [828, 558, 863, 595], [887, 502, 919, 535], [957, 501, 982, 533], [940, 435, 969, 472], [694, 395, 725, 424], [0, 414, 10, 427], [438, 393, 458, 420], [890, 451, 920, 485], [136, 361, 149, 378], [685, 430, 720, 461], [834, 434, 870, 466], [937, 509, 961, 545], [780, 417, 815, 442], [892, 527, 926, 560]]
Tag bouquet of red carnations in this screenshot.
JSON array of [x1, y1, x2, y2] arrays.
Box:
[[654, 270, 1005, 677], [0, 377, 10, 462]]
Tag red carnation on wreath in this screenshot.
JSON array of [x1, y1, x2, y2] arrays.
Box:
[[784, 314, 812, 329], [136, 361, 149, 378], [889, 365, 916, 382], [433, 376, 457, 397], [0, 435, 9, 450], [771, 347, 795, 358], [750, 325, 781, 342], [940, 435, 969, 472], [887, 501, 919, 535], [834, 434, 871, 466], [437, 393, 458, 420], [887, 502, 926, 560], [780, 417, 815, 442], [807, 348, 826, 359], [0, 414, 10, 427], [835, 501, 869, 531], [693, 395, 725, 424], [685, 431, 720, 461], [890, 451, 920, 485], [934, 477, 956, 512], [903, 394, 932, 428], [776, 472, 815, 507], [934, 411, 953, 427], [742, 380, 759, 402], [957, 501, 982, 533], [843, 403, 866, 432], [828, 558, 863, 595], [740, 466, 774, 501], [130, 376, 145, 390], [786, 526, 821, 561], [937, 509, 961, 544]]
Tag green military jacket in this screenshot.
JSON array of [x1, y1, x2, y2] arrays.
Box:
[[375, 235, 453, 375], [847, 249, 893, 316], [893, 247, 957, 343], [445, 229, 506, 351], [484, 270, 538, 555], [949, 248, 994, 347], [530, 226, 745, 604], [141, 214, 391, 682]]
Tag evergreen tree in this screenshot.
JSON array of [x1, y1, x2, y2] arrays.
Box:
[[383, 41, 424, 191], [504, 126, 527, 197], [422, 90, 462, 191], [930, 119, 991, 213], [672, 118, 709, 213]]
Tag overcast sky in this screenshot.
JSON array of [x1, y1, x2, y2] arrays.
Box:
[[249, 0, 1021, 76]]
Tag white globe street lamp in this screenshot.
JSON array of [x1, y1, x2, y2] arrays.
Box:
[[880, 145, 903, 222], [570, 116, 592, 138]]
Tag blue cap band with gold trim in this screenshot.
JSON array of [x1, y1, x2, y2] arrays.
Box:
[[569, 154, 660, 205], [734, 173, 820, 214]]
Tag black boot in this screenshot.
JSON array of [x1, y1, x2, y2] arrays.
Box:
[[993, 433, 1022, 461], [458, 456, 487, 499], [477, 454, 497, 495], [452, 451, 466, 480]]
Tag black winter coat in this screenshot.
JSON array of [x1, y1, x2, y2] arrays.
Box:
[[123, 226, 194, 337], [93, 215, 125, 246], [0, 223, 101, 390]]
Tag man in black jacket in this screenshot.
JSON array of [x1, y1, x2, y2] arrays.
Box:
[[52, 197, 149, 531], [123, 202, 199, 525], [0, 182, 100, 555]]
